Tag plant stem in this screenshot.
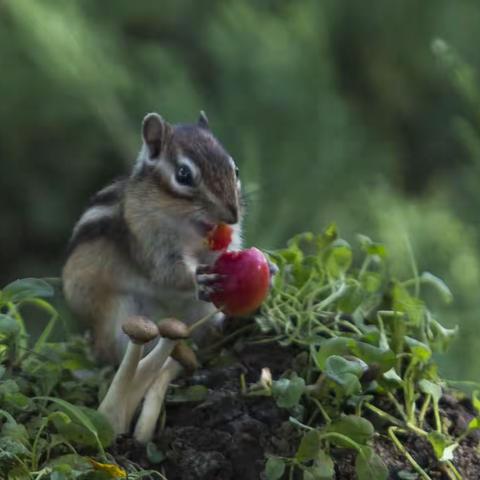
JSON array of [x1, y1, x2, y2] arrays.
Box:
[[320, 432, 362, 452], [201, 324, 254, 353], [388, 427, 432, 480], [188, 308, 222, 334], [313, 283, 347, 311], [288, 464, 294, 480], [364, 402, 404, 427], [387, 392, 408, 422], [309, 396, 331, 423], [418, 394, 431, 428], [406, 423, 428, 437], [240, 373, 247, 394], [433, 400, 442, 434], [446, 461, 463, 480], [403, 360, 418, 426], [31, 420, 48, 470], [404, 234, 420, 297]]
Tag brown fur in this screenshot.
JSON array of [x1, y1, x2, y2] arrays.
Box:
[[62, 113, 243, 363]]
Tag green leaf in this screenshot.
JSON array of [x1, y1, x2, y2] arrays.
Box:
[[472, 391, 480, 414], [316, 338, 351, 369], [467, 417, 480, 432], [1, 421, 29, 445], [355, 446, 389, 480], [47, 454, 92, 472], [405, 337, 432, 362], [397, 471, 419, 480], [2, 465, 31, 480], [288, 232, 316, 254], [0, 379, 20, 395], [146, 442, 166, 464], [324, 239, 353, 278], [265, 457, 286, 480], [349, 342, 395, 372], [166, 385, 208, 403], [0, 436, 29, 456], [316, 338, 395, 373], [382, 368, 403, 386], [308, 450, 335, 479], [4, 392, 30, 410], [392, 284, 425, 326], [0, 314, 20, 338], [272, 374, 305, 409], [428, 318, 458, 353], [324, 356, 366, 395], [3, 278, 54, 302], [325, 415, 374, 446], [296, 430, 321, 462], [52, 405, 114, 449], [317, 224, 338, 251], [357, 234, 387, 258], [360, 272, 382, 293], [418, 379, 442, 403], [36, 396, 112, 455], [420, 272, 453, 303], [427, 432, 458, 461]]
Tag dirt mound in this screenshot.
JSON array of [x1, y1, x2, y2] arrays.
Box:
[[110, 341, 480, 479]]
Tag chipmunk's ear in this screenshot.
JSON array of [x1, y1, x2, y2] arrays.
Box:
[[197, 110, 209, 130], [142, 113, 171, 159]]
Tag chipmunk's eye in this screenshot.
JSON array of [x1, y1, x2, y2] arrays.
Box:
[[235, 166, 239, 178], [176, 165, 194, 186]]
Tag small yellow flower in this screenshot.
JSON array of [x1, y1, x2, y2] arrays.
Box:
[[89, 458, 127, 478]]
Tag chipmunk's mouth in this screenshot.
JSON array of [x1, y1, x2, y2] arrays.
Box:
[[192, 220, 215, 237]]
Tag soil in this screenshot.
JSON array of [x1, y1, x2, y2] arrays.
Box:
[[110, 338, 480, 480]]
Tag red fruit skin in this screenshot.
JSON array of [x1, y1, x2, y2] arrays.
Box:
[[211, 247, 270, 316], [207, 223, 233, 251]]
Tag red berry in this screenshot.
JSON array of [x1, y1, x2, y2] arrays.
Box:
[[207, 223, 233, 251], [210, 248, 270, 316]]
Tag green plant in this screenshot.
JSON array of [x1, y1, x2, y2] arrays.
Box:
[[251, 225, 479, 479], [1, 225, 479, 479], [0, 278, 158, 479]]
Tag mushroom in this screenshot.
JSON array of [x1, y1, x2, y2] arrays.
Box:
[[123, 318, 190, 426], [98, 316, 158, 435], [170, 341, 199, 373], [133, 341, 198, 443]]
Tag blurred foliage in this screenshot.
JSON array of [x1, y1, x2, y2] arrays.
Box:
[[1, 0, 480, 380]]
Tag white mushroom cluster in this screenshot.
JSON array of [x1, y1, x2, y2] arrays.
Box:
[[98, 316, 198, 443]]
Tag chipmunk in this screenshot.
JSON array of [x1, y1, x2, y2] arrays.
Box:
[[62, 112, 243, 363]]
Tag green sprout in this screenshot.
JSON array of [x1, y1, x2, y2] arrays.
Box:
[[254, 225, 474, 479]]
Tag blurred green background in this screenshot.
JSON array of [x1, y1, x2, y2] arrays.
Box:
[[1, 0, 480, 381]]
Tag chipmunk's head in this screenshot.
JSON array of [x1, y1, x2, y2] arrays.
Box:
[[133, 112, 242, 236]]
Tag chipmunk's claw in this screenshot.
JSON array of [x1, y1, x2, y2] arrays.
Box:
[[268, 260, 279, 277], [195, 265, 224, 302], [197, 286, 213, 302], [267, 259, 279, 287], [196, 264, 212, 276]]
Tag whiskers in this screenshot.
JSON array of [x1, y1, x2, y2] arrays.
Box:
[[241, 185, 261, 209]]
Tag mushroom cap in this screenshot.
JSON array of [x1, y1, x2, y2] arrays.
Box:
[[157, 318, 189, 340], [171, 342, 198, 374], [122, 316, 159, 344]]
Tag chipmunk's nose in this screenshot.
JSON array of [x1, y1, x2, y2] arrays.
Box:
[[224, 203, 239, 224]]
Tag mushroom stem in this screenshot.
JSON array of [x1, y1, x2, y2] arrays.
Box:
[[124, 337, 177, 425], [133, 357, 183, 444], [98, 315, 159, 435], [98, 341, 144, 435]]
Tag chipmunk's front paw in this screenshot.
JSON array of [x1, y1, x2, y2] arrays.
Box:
[[267, 259, 279, 287], [195, 264, 225, 302]]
